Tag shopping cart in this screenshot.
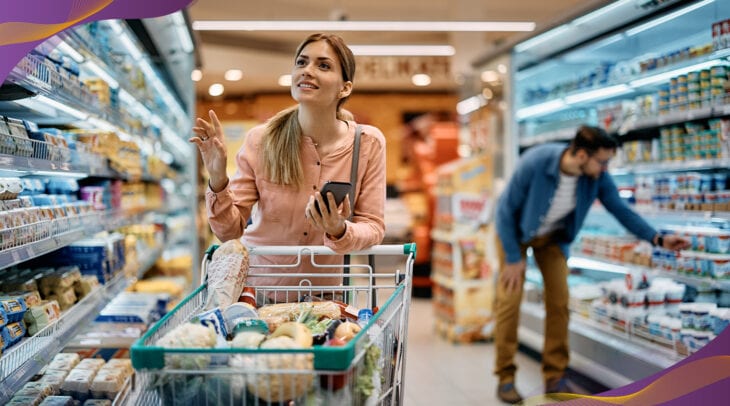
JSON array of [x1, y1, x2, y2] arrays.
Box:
[[128, 243, 416, 405]]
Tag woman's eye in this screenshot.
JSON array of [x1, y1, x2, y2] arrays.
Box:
[[295, 59, 306, 66], [319, 63, 331, 70]]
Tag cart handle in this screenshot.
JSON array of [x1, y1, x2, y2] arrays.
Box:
[[205, 243, 415, 257]]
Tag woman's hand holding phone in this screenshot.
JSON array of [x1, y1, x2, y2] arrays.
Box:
[[306, 184, 351, 239]]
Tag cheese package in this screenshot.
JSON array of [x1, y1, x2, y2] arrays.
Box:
[[102, 358, 133, 377], [48, 353, 80, 371], [3, 321, 26, 345], [90, 368, 125, 399], [39, 369, 70, 394], [39, 267, 82, 297], [7, 394, 44, 406], [2, 290, 42, 308], [60, 368, 97, 401], [46, 288, 77, 311], [0, 306, 6, 328], [74, 275, 100, 299], [39, 396, 75, 406], [15, 381, 57, 397], [0, 297, 28, 322], [75, 358, 106, 372], [24, 300, 61, 336]]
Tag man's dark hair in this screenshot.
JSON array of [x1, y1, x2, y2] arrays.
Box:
[[569, 125, 618, 156]]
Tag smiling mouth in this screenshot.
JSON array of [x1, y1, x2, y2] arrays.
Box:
[[298, 83, 317, 89]]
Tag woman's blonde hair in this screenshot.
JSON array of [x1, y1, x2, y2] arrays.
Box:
[[262, 33, 356, 187]]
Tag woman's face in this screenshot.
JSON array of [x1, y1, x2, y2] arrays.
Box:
[[291, 40, 351, 107]]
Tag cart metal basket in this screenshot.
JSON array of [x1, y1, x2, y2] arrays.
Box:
[[128, 243, 415, 405]]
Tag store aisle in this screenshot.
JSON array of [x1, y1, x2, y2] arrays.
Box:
[[403, 298, 546, 405]]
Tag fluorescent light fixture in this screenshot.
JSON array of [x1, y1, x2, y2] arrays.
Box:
[[106, 20, 124, 35], [497, 64, 507, 74], [572, 0, 633, 26], [583, 33, 625, 52], [349, 45, 454, 56], [514, 24, 571, 52], [56, 41, 84, 63], [192, 20, 535, 32], [456, 95, 485, 115], [564, 84, 631, 104], [171, 11, 185, 26], [567, 256, 629, 275], [191, 69, 202, 81], [411, 74, 431, 86], [84, 61, 119, 89], [626, 0, 714, 37], [35, 95, 88, 120], [224, 69, 243, 81], [629, 60, 724, 88], [30, 170, 89, 179], [208, 83, 224, 96], [118, 89, 151, 120], [86, 117, 117, 132], [278, 74, 292, 87], [118, 32, 143, 61], [515, 99, 566, 120]]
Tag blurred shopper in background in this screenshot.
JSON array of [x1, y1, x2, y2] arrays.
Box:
[[493, 125, 689, 403], [190, 33, 386, 294]]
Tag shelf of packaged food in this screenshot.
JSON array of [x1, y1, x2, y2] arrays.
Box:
[[588, 202, 730, 223], [610, 157, 730, 175], [0, 245, 162, 403], [515, 48, 730, 122], [519, 301, 680, 388], [0, 208, 160, 270], [569, 254, 730, 291]]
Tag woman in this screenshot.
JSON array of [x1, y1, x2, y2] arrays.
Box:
[[190, 33, 386, 295]]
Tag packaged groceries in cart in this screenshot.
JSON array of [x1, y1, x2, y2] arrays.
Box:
[[129, 243, 415, 405]]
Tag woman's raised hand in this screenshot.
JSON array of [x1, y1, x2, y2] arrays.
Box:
[[191, 110, 229, 192]]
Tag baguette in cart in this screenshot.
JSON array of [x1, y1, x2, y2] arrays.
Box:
[[129, 243, 415, 405]]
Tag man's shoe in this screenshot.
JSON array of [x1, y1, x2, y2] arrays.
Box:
[[497, 382, 523, 404], [544, 376, 571, 394]]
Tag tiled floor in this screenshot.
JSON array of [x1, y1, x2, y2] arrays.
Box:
[[403, 298, 546, 405]]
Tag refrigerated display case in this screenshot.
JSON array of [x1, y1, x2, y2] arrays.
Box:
[[509, 0, 730, 388], [0, 15, 197, 403]]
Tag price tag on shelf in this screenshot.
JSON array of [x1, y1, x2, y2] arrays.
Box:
[[26, 245, 35, 258], [11, 249, 21, 263]]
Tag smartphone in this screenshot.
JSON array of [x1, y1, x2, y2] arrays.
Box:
[[315, 181, 351, 215]]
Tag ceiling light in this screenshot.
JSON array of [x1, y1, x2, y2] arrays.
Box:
[[278, 74, 292, 87], [349, 45, 454, 56], [192, 20, 535, 32], [481, 70, 500, 83], [224, 69, 243, 81], [191, 69, 202, 81], [497, 64, 507, 74], [411, 74, 431, 86], [482, 88, 494, 100], [208, 83, 224, 96]]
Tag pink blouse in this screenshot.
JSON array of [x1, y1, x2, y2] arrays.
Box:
[[205, 121, 386, 292]]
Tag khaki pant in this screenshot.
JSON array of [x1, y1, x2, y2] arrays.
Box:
[[494, 233, 570, 384]]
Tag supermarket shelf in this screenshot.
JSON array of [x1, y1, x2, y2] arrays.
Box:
[[0, 209, 159, 270], [515, 48, 730, 121], [0, 246, 162, 403], [519, 301, 679, 388], [610, 158, 730, 175], [623, 105, 719, 134], [588, 203, 730, 223], [568, 255, 730, 291]]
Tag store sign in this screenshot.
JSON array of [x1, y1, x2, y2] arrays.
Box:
[[356, 56, 451, 81]]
